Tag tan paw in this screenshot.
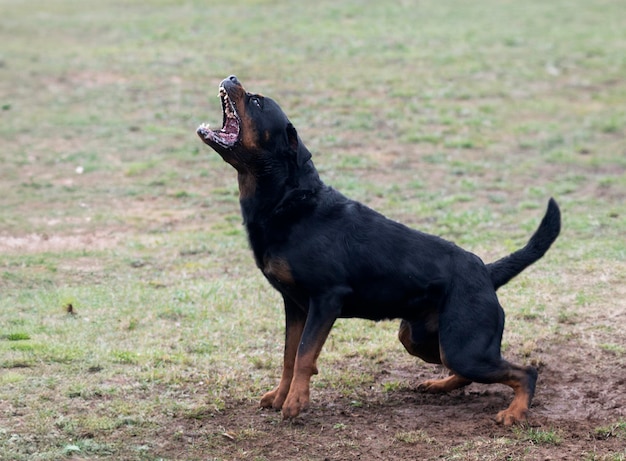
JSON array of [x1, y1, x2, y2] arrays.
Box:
[[281, 389, 309, 419], [417, 379, 447, 393], [495, 407, 528, 426], [260, 388, 287, 410]]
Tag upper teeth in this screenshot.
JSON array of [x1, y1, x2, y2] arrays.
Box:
[[220, 87, 236, 118]]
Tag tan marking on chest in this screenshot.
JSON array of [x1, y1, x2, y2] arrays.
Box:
[[263, 257, 295, 285]]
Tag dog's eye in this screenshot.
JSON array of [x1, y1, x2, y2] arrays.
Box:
[[251, 96, 263, 110]]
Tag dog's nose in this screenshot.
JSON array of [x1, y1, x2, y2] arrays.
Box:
[[221, 75, 242, 91]]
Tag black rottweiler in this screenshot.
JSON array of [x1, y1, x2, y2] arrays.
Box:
[[197, 75, 561, 425]]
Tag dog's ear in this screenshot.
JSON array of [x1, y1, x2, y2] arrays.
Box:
[[286, 123, 311, 167]]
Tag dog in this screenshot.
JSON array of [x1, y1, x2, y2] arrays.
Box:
[[197, 75, 561, 425]]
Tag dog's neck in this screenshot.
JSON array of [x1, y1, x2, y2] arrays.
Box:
[[239, 159, 322, 222], [238, 151, 323, 262]]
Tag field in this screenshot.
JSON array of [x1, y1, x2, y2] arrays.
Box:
[[1, 0, 625, 459]]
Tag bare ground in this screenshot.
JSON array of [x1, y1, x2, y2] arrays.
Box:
[[151, 337, 625, 460]]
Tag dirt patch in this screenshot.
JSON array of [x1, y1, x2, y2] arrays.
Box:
[[0, 232, 120, 254], [144, 332, 626, 460], [157, 346, 625, 460]]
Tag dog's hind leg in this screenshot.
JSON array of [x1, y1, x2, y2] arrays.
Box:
[[418, 374, 472, 393], [492, 364, 538, 425], [399, 320, 472, 392], [438, 288, 538, 425]]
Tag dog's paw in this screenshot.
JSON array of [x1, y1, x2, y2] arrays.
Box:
[[417, 379, 444, 393], [417, 375, 471, 394], [260, 388, 287, 410], [281, 390, 309, 419], [417, 378, 457, 394], [495, 407, 528, 426]]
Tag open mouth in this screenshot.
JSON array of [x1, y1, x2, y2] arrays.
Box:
[[197, 85, 240, 148]]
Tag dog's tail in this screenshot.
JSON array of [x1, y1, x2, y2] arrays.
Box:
[[487, 198, 561, 290]]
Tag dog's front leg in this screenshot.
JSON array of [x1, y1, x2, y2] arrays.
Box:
[[282, 292, 343, 419], [260, 298, 306, 410]]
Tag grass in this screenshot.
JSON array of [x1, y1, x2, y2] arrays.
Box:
[[1, 0, 625, 460], [595, 421, 626, 440], [395, 429, 436, 445], [513, 426, 563, 445]]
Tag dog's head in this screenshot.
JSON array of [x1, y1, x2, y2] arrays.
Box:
[[197, 76, 311, 177]]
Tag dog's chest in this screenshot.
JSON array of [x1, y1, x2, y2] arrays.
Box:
[[262, 256, 295, 286]]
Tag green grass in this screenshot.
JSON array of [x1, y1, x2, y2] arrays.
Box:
[[1, 0, 625, 460], [513, 426, 563, 445], [595, 421, 626, 440]]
